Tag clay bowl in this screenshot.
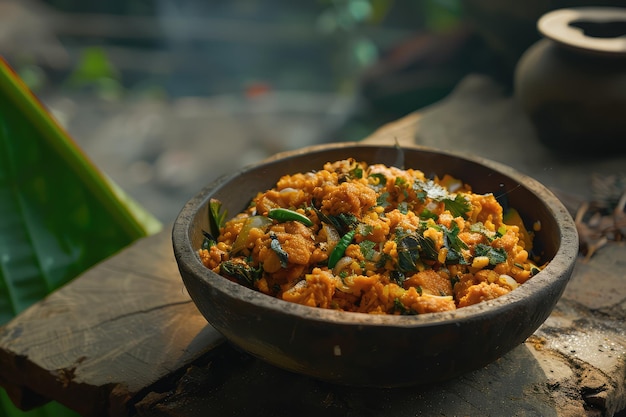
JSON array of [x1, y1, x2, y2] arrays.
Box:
[[172, 142, 578, 387]]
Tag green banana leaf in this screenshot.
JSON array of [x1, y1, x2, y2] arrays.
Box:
[[0, 57, 162, 416]]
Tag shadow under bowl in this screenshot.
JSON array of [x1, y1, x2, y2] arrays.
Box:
[[172, 142, 579, 387]]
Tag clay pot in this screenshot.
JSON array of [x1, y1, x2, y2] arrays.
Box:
[[514, 7, 626, 154]]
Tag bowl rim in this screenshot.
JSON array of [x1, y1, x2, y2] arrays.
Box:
[[173, 141, 579, 328]]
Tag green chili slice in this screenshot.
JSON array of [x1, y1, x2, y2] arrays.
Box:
[[328, 229, 356, 269], [267, 208, 313, 226]]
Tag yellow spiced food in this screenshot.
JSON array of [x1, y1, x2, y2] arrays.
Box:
[[199, 158, 543, 315]]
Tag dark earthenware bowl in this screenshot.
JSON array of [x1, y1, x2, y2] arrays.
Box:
[[172, 142, 578, 387]]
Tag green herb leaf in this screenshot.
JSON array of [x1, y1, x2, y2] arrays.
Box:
[[313, 207, 357, 235], [220, 260, 262, 286], [396, 234, 421, 273], [413, 179, 449, 201], [349, 166, 363, 179], [442, 223, 468, 264], [450, 275, 460, 288], [474, 244, 507, 265], [209, 199, 228, 238], [376, 191, 390, 208], [368, 173, 387, 190], [420, 208, 438, 220], [359, 240, 377, 261], [390, 270, 406, 286], [418, 234, 439, 261], [357, 223, 373, 237], [269, 232, 289, 268], [393, 298, 417, 315], [443, 194, 471, 219], [469, 222, 496, 240], [201, 230, 217, 250]]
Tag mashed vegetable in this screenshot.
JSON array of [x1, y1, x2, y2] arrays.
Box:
[[199, 158, 544, 315]]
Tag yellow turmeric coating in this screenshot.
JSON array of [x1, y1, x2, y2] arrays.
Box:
[[199, 158, 543, 315]]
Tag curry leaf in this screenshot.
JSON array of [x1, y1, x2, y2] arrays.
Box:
[[442, 223, 468, 264], [269, 232, 289, 268]]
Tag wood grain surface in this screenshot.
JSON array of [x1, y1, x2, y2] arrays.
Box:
[[0, 228, 223, 416]]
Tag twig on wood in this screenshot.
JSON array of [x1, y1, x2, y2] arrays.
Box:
[[576, 175, 626, 262]]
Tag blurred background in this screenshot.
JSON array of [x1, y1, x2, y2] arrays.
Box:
[[1, 0, 622, 222]]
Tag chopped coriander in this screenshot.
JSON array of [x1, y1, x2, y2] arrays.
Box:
[[420, 209, 438, 220], [395, 177, 407, 187], [368, 173, 387, 190], [443, 194, 471, 219], [393, 298, 417, 315], [413, 179, 449, 201], [442, 223, 468, 264], [469, 222, 496, 240], [377, 191, 390, 208], [357, 223, 373, 237], [416, 190, 427, 202], [359, 240, 377, 261], [349, 166, 363, 179], [474, 243, 507, 265]]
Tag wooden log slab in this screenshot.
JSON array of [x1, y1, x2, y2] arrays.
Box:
[[0, 228, 224, 417]]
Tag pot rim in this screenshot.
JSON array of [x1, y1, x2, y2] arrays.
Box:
[[538, 7, 626, 57]]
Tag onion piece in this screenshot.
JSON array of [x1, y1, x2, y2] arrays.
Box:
[[231, 216, 272, 254], [499, 274, 519, 290], [332, 256, 354, 275], [321, 224, 340, 252]]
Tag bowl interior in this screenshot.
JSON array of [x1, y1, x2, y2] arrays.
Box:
[[188, 143, 562, 276]]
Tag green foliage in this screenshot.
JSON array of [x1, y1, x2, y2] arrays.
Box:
[[422, 0, 463, 31], [0, 56, 161, 416], [65, 47, 124, 100]]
